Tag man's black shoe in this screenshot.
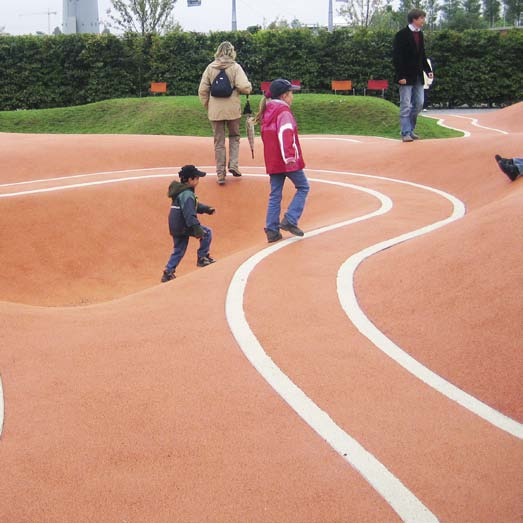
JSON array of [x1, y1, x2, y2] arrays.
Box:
[[495, 154, 519, 181]]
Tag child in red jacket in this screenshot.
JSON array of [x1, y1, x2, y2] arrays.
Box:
[[255, 78, 310, 243]]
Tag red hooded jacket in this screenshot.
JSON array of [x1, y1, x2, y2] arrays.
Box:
[[261, 99, 305, 174]]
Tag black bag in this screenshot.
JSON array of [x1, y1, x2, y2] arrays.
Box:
[[210, 69, 233, 98], [243, 94, 252, 115]]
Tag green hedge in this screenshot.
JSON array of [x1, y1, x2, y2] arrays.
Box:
[[0, 28, 521, 111]]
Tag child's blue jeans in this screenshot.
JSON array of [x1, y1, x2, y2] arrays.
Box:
[[165, 226, 212, 273], [265, 170, 310, 232]]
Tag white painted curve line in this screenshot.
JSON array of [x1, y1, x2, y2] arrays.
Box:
[[226, 177, 439, 523], [0, 375, 4, 438], [0, 166, 181, 189], [0, 168, 267, 198], [301, 136, 363, 143], [0, 165, 267, 190], [448, 115, 509, 135], [425, 116, 471, 138], [334, 177, 523, 440], [0, 174, 177, 199]]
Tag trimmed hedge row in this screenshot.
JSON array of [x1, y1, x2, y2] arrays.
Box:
[[0, 28, 521, 111]]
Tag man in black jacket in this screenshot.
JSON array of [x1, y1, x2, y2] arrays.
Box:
[[393, 9, 433, 142]]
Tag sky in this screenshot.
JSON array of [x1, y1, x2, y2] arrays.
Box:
[[1, 0, 347, 36]]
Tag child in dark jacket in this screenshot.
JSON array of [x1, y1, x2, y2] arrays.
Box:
[[161, 165, 216, 282]]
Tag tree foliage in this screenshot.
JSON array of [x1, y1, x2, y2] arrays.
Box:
[[504, 0, 523, 25], [0, 28, 521, 112], [108, 0, 177, 35], [339, 0, 387, 27], [483, 0, 502, 26]]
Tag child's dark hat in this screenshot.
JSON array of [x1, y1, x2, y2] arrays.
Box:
[[266, 78, 300, 98], [179, 164, 207, 181]]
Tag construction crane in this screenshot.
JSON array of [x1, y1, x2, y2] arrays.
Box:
[[19, 9, 58, 35]]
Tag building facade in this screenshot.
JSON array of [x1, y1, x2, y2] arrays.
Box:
[[63, 0, 99, 34]]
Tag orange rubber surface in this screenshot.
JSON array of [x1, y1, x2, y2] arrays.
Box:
[[0, 103, 522, 522]]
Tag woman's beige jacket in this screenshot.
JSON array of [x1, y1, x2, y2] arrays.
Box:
[[198, 56, 252, 121]]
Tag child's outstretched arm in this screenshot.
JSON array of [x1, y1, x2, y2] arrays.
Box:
[[197, 203, 216, 215]]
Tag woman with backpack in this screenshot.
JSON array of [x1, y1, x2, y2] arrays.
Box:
[[198, 41, 252, 185]]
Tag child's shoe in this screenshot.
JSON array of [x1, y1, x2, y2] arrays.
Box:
[[217, 174, 226, 185], [280, 218, 304, 237], [161, 270, 175, 282], [265, 228, 282, 243], [197, 255, 216, 267]]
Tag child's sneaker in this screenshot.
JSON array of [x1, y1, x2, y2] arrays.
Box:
[[217, 174, 226, 185], [161, 270, 175, 282], [280, 218, 304, 237], [265, 228, 282, 243], [197, 255, 216, 267]]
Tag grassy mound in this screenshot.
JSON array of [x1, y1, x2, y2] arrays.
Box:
[[0, 94, 462, 139]]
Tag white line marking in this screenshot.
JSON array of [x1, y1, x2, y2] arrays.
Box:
[[0, 165, 266, 190], [424, 113, 508, 136], [424, 116, 471, 137], [0, 167, 260, 197], [329, 172, 523, 439], [226, 176, 439, 523], [0, 167, 178, 188], [0, 375, 4, 438], [302, 136, 363, 143], [0, 174, 176, 198], [448, 115, 509, 135]]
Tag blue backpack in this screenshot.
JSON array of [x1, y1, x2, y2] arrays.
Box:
[[210, 69, 233, 98]]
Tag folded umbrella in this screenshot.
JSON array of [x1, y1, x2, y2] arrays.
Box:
[[246, 116, 255, 159]]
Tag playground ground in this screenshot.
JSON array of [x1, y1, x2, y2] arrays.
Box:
[[0, 103, 522, 522]]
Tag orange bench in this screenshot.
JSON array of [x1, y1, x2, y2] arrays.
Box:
[[331, 80, 354, 95], [150, 82, 167, 94]]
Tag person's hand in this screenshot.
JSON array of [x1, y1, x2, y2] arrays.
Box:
[[428, 73, 434, 79], [206, 207, 215, 215], [398, 79, 407, 85]]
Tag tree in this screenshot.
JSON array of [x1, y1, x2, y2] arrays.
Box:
[[503, 0, 523, 25], [483, 0, 501, 26], [424, 0, 442, 29], [459, 0, 487, 27], [339, 0, 386, 27], [369, 3, 403, 29], [440, 0, 464, 27], [109, 0, 177, 35]]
